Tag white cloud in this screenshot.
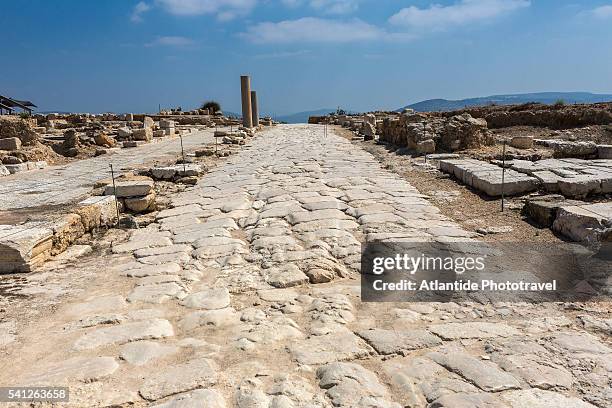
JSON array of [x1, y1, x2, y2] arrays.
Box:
[[155, 0, 256, 20], [389, 0, 530, 31], [241, 17, 384, 43], [145, 36, 194, 47], [591, 4, 612, 19], [310, 0, 360, 15], [131, 1, 151, 22], [279, 0, 360, 14]]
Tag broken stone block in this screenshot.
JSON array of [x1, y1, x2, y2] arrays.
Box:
[[125, 192, 156, 213], [597, 145, 612, 159], [510, 136, 534, 149], [123, 140, 143, 148], [139, 358, 218, 401], [0, 165, 9, 177], [557, 176, 601, 198], [553, 141, 597, 158], [2, 156, 21, 165], [0, 137, 22, 150], [4, 163, 29, 174], [552, 203, 612, 243], [49, 214, 86, 255], [0, 224, 54, 273], [417, 139, 436, 154], [159, 119, 175, 129], [153, 130, 165, 138], [77, 195, 119, 230], [523, 195, 582, 227], [133, 128, 152, 141], [143, 116, 154, 129], [532, 170, 563, 192], [93, 132, 115, 147], [117, 127, 132, 138], [104, 180, 154, 198]]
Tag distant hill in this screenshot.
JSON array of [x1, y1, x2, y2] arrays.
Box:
[[400, 92, 612, 112], [276, 108, 337, 124]]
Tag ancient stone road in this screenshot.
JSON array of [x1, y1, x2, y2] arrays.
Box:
[[0, 128, 217, 210], [0, 125, 610, 407]]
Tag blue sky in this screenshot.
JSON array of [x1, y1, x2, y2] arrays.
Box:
[[1, 0, 612, 115]]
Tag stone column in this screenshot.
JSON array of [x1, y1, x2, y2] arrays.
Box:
[[240, 75, 253, 128], [250, 90, 259, 127]]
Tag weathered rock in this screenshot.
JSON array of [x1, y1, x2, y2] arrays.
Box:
[[429, 322, 520, 340], [552, 203, 612, 243], [125, 192, 156, 213], [150, 389, 226, 408], [93, 132, 115, 147], [510, 136, 534, 149], [289, 330, 371, 365], [139, 358, 218, 401], [0, 137, 22, 150], [26, 357, 119, 385], [417, 139, 436, 154], [266, 264, 309, 288], [316, 362, 401, 408], [180, 288, 231, 310], [73, 318, 174, 350], [104, 179, 154, 197], [133, 128, 153, 141], [428, 351, 521, 392], [119, 341, 179, 366], [501, 389, 597, 408], [0, 224, 53, 273], [357, 328, 442, 355]]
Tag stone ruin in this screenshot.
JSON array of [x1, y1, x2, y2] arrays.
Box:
[[379, 112, 490, 153]]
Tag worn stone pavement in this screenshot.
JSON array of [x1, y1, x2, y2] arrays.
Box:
[[0, 128, 218, 210], [0, 125, 610, 407]]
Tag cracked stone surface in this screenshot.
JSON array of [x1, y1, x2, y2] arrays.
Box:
[[0, 125, 609, 408]]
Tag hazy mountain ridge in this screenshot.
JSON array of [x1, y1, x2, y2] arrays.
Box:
[[400, 92, 612, 112]]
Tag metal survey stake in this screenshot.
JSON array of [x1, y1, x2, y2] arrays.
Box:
[[109, 164, 120, 223], [501, 140, 506, 212], [180, 134, 186, 173]]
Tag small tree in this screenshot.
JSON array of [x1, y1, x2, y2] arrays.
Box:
[[201, 101, 221, 113], [554, 99, 566, 107]]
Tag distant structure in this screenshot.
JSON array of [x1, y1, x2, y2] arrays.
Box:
[[240, 75, 253, 128], [240, 75, 260, 128], [0, 94, 37, 115], [250, 91, 259, 127]]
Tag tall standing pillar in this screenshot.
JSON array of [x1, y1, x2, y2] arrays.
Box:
[[250, 90, 259, 127], [240, 75, 253, 128]]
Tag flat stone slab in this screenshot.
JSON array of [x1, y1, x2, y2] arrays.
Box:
[[428, 351, 521, 392], [112, 236, 173, 254], [501, 389, 597, 408], [119, 262, 182, 277], [104, 180, 154, 197], [139, 358, 218, 401], [357, 328, 442, 355], [180, 288, 231, 309], [66, 295, 127, 316], [316, 362, 400, 408], [127, 282, 187, 304], [180, 308, 240, 331], [119, 340, 179, 366], [73, 318, 174, 350], [150, 389, 226, 408], [26, 357, 119, 385], [552, 203, 612, 243], [289, 330, 372, 365], [429, 322, 520, 340]]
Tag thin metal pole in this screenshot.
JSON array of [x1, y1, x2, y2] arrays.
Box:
[[109, 164, 120, 224], [501, 140, 506, 212], [180, 135, 186, 172]]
